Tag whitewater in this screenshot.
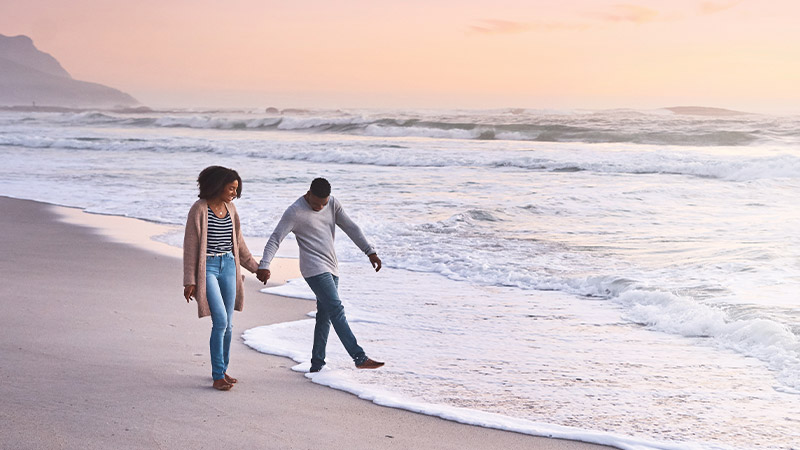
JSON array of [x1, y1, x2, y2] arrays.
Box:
[[1, 107, 798, 449]]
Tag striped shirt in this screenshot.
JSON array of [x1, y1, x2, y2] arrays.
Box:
[[206, 207, 233, 254]]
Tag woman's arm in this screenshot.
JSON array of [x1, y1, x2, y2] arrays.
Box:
[[183, 203, 201, 287], [233, 207, 259, 273]]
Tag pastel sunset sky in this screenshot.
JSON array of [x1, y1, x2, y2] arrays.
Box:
[[2, 0, 798, 111]]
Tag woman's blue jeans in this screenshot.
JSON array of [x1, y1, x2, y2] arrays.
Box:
[[304, 272, 367, 370], [206, 252, 236, 381]]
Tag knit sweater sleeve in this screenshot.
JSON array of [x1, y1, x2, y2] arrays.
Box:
[[183, 202, 202, 286], [258, 206, 297, 270], [334, 199, 376, 255]]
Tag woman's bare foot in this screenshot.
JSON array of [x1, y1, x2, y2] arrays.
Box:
[[223, 373, 237, 384], [213, 379, 232, 391]]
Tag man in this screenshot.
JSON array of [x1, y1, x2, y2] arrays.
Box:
[[256, 178, 384, 372]]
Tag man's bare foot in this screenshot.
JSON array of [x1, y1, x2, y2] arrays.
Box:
[[213, 379, 232, 391], [223, 373, 237, 384]]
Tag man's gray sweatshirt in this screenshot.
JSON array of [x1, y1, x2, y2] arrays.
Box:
[[258, 196, 376, 278]]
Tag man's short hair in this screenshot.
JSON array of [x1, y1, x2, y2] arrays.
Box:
[[310, 178, 331, 198]]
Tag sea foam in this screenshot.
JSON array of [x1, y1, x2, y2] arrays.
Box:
[[244, 267, 773, 450], [244, 320, 704, 450]]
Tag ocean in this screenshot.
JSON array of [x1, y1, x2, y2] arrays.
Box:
[[1, 107, 798, 450]]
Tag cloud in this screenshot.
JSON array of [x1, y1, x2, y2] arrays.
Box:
[[469, 20, 530, 35], [699, 1, 742, 15], [468, 19, 588, 35], [587, 2, 742, 26], [468, 1, 736, 36], [591, 4, 661, 24], [470, 1, 745, 36]]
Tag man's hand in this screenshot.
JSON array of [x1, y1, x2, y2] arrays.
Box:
[[256, 269, 271, 285], [369, 253, 382, 272], [184, 285, 196, 303]]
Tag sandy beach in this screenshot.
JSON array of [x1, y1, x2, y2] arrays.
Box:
[[0, 196, 615, 450]]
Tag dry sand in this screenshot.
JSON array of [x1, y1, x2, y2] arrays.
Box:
[[0, 196, 615, 450]]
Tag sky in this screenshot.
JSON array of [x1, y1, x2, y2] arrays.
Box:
[[1, 0, 798, 112]]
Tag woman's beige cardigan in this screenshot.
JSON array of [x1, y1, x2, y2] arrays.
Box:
[[183, 199, 259, 318]]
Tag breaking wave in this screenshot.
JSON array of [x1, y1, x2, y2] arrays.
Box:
[[6, 108, 799, 147], [3, 133, 799, 181]]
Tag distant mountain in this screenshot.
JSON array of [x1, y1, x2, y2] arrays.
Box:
[[0, 34, 138, 108], [665, 106, 751, 116]]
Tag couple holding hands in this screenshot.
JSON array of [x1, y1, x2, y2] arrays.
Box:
[[183, 166, 384, 391]]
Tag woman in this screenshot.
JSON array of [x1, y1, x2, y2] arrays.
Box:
[[183, 166, 259, 391]]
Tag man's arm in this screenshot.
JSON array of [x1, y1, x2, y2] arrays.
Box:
[[257, 208, 296, 283], [334, 199, 381, 272]]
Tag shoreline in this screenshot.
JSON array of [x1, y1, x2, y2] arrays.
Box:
[[0, 195, 615, 450], [20, 195, 303, 285]]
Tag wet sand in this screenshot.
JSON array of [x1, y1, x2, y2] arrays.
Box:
[[0, 196, 615, 450]]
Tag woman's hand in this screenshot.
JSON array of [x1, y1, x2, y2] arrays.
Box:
[[184, 285, 196, 302]]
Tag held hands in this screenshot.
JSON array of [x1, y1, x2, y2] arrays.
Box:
[[255, 256, 377, 286], [184, 285, 196, 302], [256, 269, 271, 285], [369, 253, 382, 272]]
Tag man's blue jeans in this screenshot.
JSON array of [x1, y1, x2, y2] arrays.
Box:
[[304, 272, 367, 370], [206, 252, 236, 381]]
